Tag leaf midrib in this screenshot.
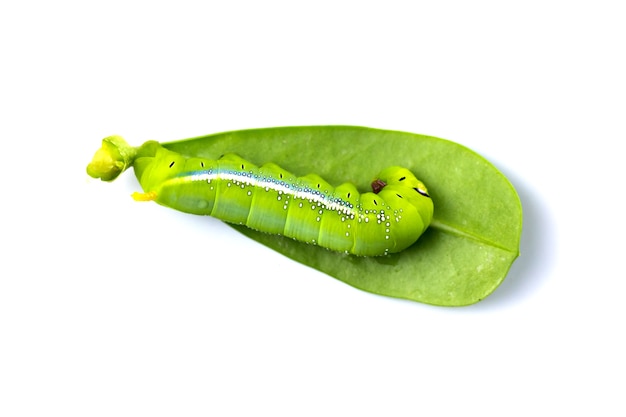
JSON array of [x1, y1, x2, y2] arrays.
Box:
[[429, 219, 518, 254]]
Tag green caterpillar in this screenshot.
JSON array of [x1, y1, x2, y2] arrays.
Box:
[[125, 140, 433, 256], [87, 136, 433, 256]]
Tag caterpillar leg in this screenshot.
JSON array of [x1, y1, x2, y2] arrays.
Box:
[[132, 191, 157, 202]]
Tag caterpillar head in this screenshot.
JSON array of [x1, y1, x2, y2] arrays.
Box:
[[374, 166, 434, 227]]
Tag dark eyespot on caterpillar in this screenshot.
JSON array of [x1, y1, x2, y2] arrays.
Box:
[[414, 187, 430, 198], [130, 141, 433, 256]]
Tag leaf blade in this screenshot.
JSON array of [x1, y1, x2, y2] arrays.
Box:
[[162, 125, 522, 306]]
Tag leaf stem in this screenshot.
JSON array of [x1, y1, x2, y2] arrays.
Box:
[[86, 135, 137, 181]]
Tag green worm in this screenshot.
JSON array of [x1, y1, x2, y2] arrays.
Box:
[[88, 136, 433, 256]]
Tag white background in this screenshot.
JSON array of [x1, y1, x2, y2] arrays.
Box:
[[1, 1, 624, 416]]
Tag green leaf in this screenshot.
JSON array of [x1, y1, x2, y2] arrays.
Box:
[[162, 126, 522, 306]]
